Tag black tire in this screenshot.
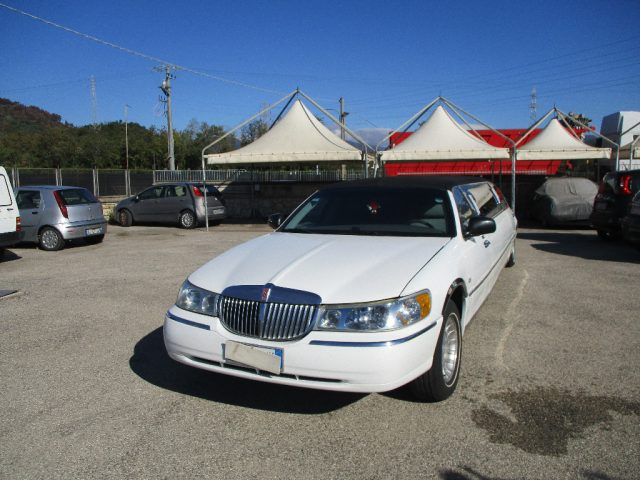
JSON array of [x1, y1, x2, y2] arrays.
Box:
[[118, 209, 133, 227], [39, 227, 64, 251], [86, 234, 104, 245], [179, 210, 196, 229], [410, 300, 462, 402], [506, 242, 515, 267], [596, 229, 621, 241], [0, 247, 5, 260]]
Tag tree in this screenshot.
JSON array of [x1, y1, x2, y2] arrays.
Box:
[[240, 119, 268, 146]]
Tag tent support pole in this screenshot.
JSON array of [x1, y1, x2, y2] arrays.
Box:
[[297, 91, 372, 153], [375, 98, 440, 152]]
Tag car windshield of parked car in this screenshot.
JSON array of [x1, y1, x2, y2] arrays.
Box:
[[58, 188, 98, 205], [281, 186, 454, 237]]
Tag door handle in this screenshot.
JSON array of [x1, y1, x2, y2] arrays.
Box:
[[32, 211, 38, 214], [483, 240, 491, 248]]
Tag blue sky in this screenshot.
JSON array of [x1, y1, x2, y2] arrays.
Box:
[[1, 0, 638, 134]]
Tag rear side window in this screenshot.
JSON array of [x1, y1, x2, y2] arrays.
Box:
[[57, 188, 98, 205], [166, 185, 187, 197], [16, 190, 41, 209], [0, 174, 13, 207]]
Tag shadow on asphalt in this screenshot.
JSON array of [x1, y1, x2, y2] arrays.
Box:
[[438, 467, 620, 480], [129, 327, 365, 413], [0, 249, 22, 262], [518, 231, 640, 263]]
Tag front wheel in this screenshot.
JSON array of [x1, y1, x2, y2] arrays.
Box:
[[39, 227, 64, 251], [118, 209, 133, 227], [410, 300, 462, 402], [506, 242, 515, 267], [179, 210, 196, 229]]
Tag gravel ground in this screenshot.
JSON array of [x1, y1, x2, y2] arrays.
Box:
[[1, 223, 638, 479]]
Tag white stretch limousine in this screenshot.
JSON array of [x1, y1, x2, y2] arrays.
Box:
[[164, 176, 517, 401]]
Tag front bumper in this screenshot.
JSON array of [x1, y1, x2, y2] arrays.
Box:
[[58, 220, 107, 240], [163, 305, 442, 393]]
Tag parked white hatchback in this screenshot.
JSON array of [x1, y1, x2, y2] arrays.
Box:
[[164, 177, 517, 401]]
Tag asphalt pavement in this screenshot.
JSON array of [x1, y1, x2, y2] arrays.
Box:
[[1, 223, 638, 479]]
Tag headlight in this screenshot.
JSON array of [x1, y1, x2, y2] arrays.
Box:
[[316, 290, 431, 332], [176, 280, 220, 317]]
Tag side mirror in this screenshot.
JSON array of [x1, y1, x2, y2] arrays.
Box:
[[134, 195, 140, 202], [466, 216, 496, 237], [267, 213, 283, 230]]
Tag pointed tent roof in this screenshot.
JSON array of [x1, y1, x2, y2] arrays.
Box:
[[517, 118, 611, 160], [379, 105, 510, 161], [206, 100, 362, 165]]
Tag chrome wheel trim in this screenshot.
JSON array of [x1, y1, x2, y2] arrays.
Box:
[[441, 313, 460, 385], [181, 211, 194, 228], [41, 229, 59, 249]]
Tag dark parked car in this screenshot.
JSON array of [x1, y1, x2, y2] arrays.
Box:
[[114, 183, 227, 229], [621, 190, 640, 247], [591, 169, 640, 240], [15, 186, 107, 251], [531, 177, 597, 227]]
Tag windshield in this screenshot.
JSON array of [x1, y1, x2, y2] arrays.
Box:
[[281, 186, 454, 237]]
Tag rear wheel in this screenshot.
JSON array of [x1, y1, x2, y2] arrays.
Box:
[[179, 210, 196, 229], [39, 227, 64, 251], [118, 209, 133, 227], [410, 300, 462, 402]]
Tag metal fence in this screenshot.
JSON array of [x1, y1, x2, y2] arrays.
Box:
[[9, 167, 366, 199], [153, 168, 366, 184]]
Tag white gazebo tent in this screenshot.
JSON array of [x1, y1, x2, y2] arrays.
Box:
[[379, 105, 510, 161], [516, 117, 612, 161], [205, 98, 364, 165], [376, 97, 516, 208]]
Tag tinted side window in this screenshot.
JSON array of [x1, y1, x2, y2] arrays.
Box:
[[17, 190, 41, 209], [452, 187, 475, 230], [165, 185, 186, 197], [139, 186, 164, 200], [465, 183, 501, 217]]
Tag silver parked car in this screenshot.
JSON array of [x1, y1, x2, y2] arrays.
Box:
[[114, 182, 227, 229], [15, 186, 107, 251]]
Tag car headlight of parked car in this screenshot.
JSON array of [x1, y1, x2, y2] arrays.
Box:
[[316, 290, 431, 332], [176, 280, 220, 317]]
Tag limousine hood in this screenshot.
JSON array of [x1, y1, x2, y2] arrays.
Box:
[[188, 232, 450, 304]]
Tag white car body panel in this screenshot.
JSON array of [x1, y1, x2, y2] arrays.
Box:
[[189, 233, 451, 305]]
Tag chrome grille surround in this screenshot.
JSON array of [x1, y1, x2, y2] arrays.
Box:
[[217, 284, 321, 341]]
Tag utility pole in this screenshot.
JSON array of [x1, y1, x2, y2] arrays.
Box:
[[124, 104, 130, 170], [156, 65, 176, 170], [89, 75, 98, 128], [530, 86, 537, 122], [339, 97, 349, 140]]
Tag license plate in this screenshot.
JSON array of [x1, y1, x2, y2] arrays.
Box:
[[223, 341, 283, 374], [85, 227, 103, 236], [212, 208, 224, 215]]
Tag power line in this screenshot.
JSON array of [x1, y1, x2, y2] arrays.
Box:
[[0, 2, 283, 95]]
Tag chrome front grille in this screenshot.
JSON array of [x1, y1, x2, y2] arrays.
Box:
[[217, 296, 318, 341]]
